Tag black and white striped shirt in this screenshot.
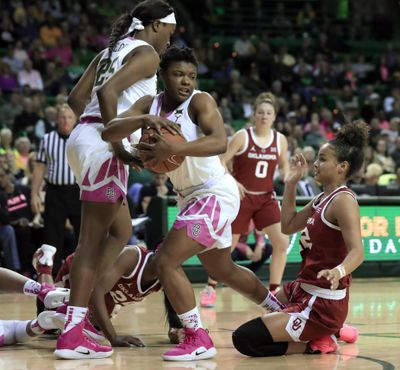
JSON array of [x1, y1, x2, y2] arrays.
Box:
[[37, 131, 76, 185]]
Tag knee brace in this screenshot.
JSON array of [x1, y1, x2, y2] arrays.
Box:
[[232, 317, 288, 357]]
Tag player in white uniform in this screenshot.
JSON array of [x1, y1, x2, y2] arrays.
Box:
[[102, 46, 286, 362], [0, 267, 69, 347], [55, 0, 177, 360]]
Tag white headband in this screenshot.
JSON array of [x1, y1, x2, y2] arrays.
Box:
[[125, 12, 176, 36], [126, 17, 144, 34], [159, 12, 176, 24]]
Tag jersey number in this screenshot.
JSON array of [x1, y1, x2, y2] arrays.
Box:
[[109, 289, 127, 303], [255, 161, 269, 178], [299, 227, 312, 251], [94, 57, 117, 87]]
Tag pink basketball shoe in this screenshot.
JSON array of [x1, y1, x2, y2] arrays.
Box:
[[162, 328, 217, 361], [338, 324, 358, 343], [53, 303, 106, 342], [200, 287, 217, 308], [38, 283, 70, 309], [55, 321, 113, 359], [308, 335, 338, 354]]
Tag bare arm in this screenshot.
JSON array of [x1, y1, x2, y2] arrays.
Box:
[[68, 51, 104, 118], [97, 47, 159, 124], [220, 129, 246, 167], [278, 133, 290, 182], [90, 247, 144, 347], [101, 96, 152, 142], [318, 194, 364, 289], [30, 162, 46, 214], [281, 153, 313, 234]]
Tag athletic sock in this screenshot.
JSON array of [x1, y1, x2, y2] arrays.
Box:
[[178, 307, 203, 330], [260, 291, 285, 311], [15, 320, 34, 342], [23, 280, 41, 296], [63, 305, 88, 333], [207, 281, 217, 289]]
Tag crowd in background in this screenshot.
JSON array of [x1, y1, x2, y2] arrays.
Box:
[[0, 0, 399, 275]]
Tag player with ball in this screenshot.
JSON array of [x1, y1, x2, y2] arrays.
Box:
[[102, 46, 283, 362]]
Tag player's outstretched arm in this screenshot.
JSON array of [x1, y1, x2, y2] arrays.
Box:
[[90, 247, 144, 347]]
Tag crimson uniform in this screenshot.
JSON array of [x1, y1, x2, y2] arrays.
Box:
[[231, 127, 283, 233], [282, 186, 355, 342], [55, 245, 161, 317]]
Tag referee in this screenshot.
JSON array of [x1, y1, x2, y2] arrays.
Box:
[[31, 103, 81, 273]]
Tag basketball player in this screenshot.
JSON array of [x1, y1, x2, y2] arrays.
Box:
[[102, 46, 285, 361], [0, 267, 68, 347], [200, 92, 290, 307], [33, 244, 182, 347], [57, 0, 177, 359], [232, 121, 368, 356]]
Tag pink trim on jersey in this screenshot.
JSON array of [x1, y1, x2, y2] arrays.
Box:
[[173, 195, 228, 248], [94, 158, 111, 183], [80, 115, 103, 124], [80, 157, 126, 203], [81, 182, 125, 203], [0, 335, 4, 347], [156, 93, 174, 118]]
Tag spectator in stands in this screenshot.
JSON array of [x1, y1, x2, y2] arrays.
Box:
[[364, 163, 383, 186], [0, 167, 35, 276], [17, 59, 44, 91], [14, 136, 31, 179], [304, 118, 326, 150], [391, 136, 400, 166], [0, 62, 19, 93], [34, 106, 57, 143], [233, 32, 256, 74], [12, 40, 29, 72], [13, 97, 40, 142], [373, 138, 395, 173], [39, 13, 63, 47], [137, 173, 175, 215]]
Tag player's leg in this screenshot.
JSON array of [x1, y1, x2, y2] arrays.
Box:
[[199, 233, 241, 308], [154, 227, 216, 361], [55, 201, 121, 359], [0, 267, 68, 308], [199, 247, 283, 311], [263, 222, 289, 292]]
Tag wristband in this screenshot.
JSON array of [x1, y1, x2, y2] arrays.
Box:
[[335, 264, 346, 279]]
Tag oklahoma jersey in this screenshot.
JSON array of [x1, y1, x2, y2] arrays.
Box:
[[297, 186, 355, 290], [104, 245, 161, 317], [232, 127, 282, 193]]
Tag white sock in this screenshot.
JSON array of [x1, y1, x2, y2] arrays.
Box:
[[260, 291, 285, 311], [177, 307, 203, 330], [23, 280, 41, 296], [15, 321, 33, 342], [64, 305, 88, 333], [29, 319, 45, 335], [2, 321, 17, 345]]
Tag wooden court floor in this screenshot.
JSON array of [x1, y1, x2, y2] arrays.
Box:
[[0, 278, 399, 370]]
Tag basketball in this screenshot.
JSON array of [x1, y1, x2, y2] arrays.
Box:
[[139, 127, 186, 173]]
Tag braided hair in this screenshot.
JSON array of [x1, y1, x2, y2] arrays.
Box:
[[108, 0, 174, 57]]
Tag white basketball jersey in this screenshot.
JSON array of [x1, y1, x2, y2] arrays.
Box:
[[149, 90, 225, 191], [82, 37, 157, 121]]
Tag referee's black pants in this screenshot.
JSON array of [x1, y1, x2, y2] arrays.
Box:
[[44, 183, 81, 274]]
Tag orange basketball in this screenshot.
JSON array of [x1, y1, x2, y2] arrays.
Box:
[[139, 127, 186, 173]]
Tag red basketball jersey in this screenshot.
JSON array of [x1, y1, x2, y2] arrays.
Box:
[[104, 245, 161, 316], [296, 186, 356, 289], [232, 128, 280, 193], [55, 253, 74, 288]]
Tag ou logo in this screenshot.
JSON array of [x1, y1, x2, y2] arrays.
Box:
[[292, 318, 303, 331], [192, 223, 201, 237]]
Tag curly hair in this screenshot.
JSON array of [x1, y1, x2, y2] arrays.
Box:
[[159, 45, 198, 70], [330, 120, 370, 178]]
